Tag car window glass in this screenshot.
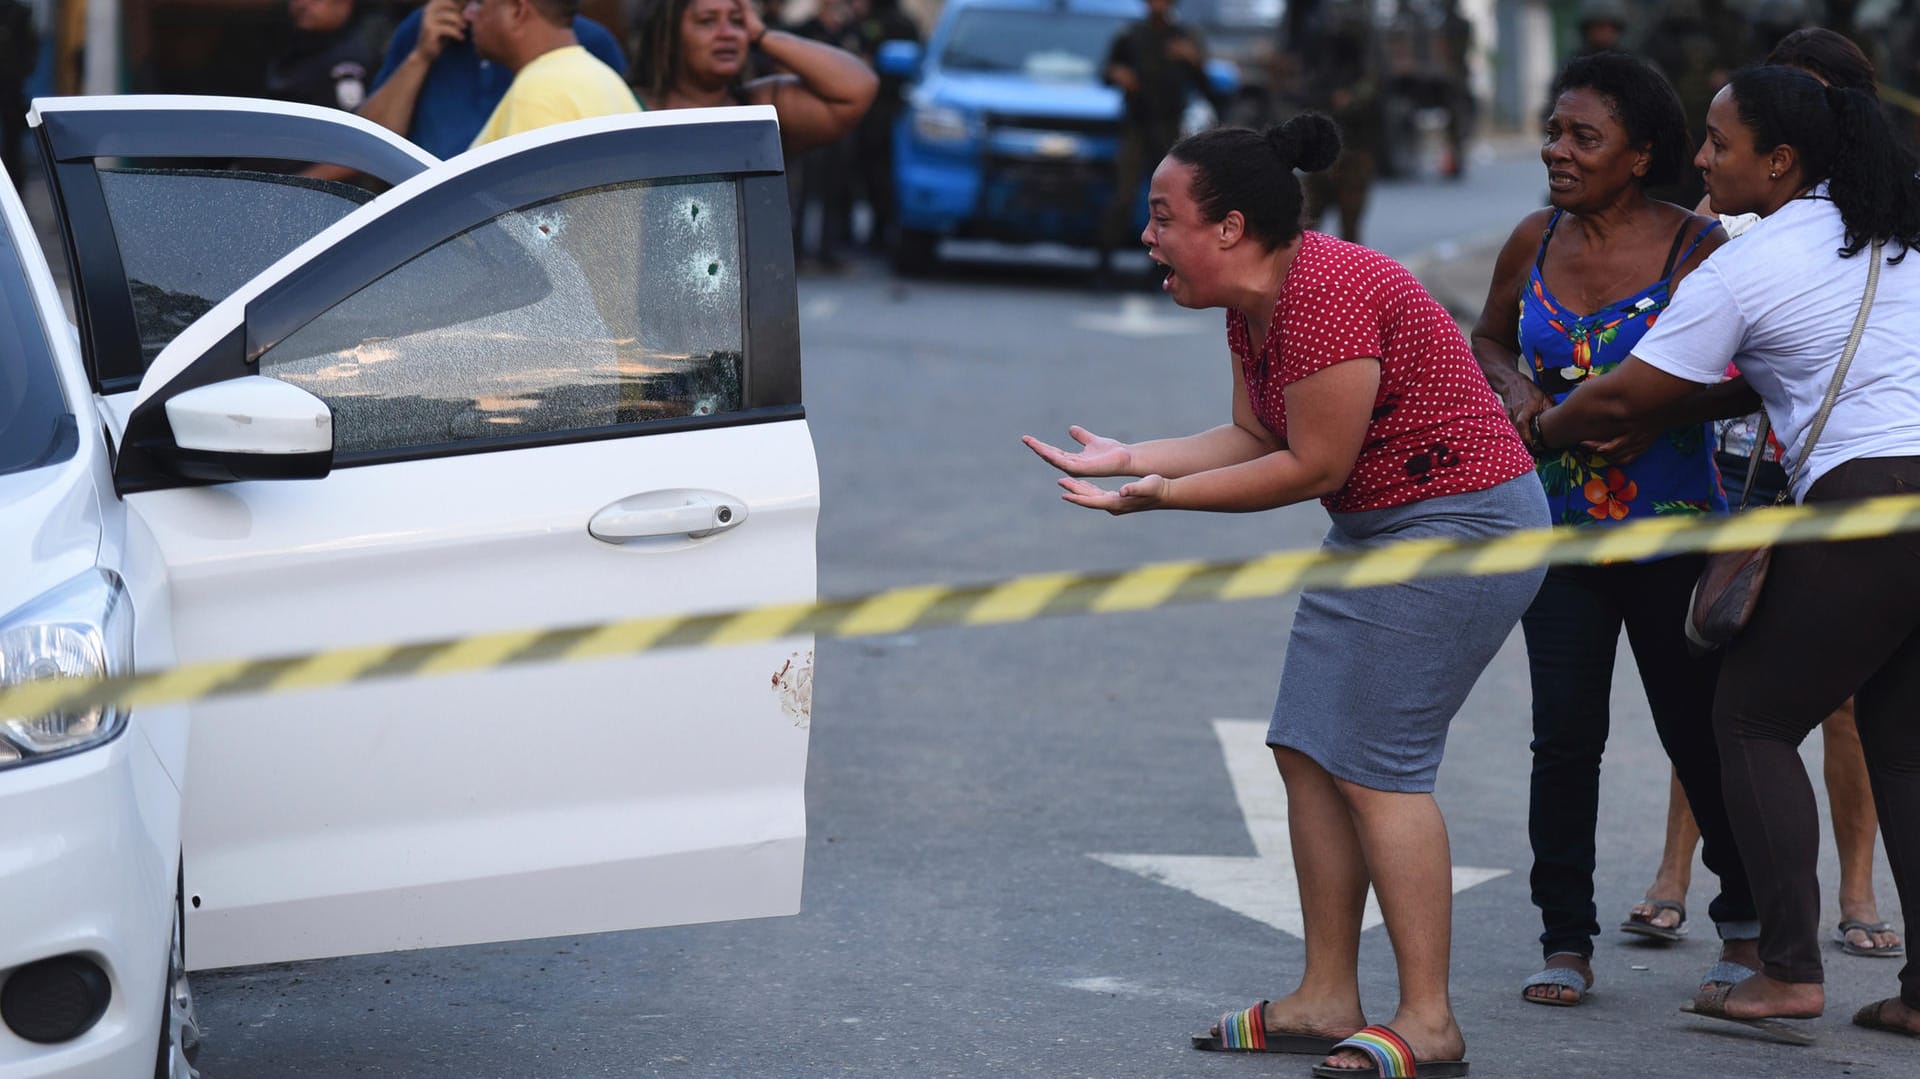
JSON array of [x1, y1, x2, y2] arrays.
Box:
[[259, 177, 744, 458], [939, 10, 1128, 80], [95, 166, 374, 370], [0, 211, 76, 477]]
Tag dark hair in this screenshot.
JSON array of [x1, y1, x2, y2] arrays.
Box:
[[1727, 65, 1920, 260], [630, 0, 747, 104], [1766, 28, 1876, 93], [1549, 51, 1692, 188], [1166, 113, 1341, 249], [529, 0, 578, 25]]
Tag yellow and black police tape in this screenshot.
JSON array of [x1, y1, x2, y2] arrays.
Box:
[[7, 492, 1920, 720]]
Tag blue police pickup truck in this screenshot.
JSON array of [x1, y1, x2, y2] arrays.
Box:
[[878, 0, 1236, 273]]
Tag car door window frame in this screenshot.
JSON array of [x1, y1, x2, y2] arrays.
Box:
[[33, 99, 438, 395], [113, 111, 800, 495]]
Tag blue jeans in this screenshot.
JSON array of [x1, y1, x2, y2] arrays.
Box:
[[1522, 554, 1760, 960]]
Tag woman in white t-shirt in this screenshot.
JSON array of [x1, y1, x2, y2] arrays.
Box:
[[1532, 64, 1920, 1041]]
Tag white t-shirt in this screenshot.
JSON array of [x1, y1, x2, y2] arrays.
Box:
[[1633, 188, 1920, 501]]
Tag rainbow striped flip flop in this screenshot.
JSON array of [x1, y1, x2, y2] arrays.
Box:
[[1189, 1000, 1340, 1054], [1309, 1024, 1469, 1077]]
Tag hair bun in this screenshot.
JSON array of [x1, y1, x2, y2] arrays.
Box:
[[1266, 113, 1343, 173]]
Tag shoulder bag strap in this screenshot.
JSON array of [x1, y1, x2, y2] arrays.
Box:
[[1787, 238, 1885, 499]]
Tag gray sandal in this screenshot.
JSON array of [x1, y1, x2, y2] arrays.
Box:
[[1521, 952, 1593, 1007], [1620, 898, 1687, 942]]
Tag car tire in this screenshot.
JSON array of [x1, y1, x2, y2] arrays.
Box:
[[890, 228, 939, 277], [154, 869, 202, 1079]]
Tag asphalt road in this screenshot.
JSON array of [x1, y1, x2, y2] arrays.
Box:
[[190, 143, 1911, 1078]]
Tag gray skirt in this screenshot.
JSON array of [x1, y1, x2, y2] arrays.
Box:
[[1267, 473, 1549, 792]]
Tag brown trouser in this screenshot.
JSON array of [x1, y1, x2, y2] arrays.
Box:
[[1714, 454, 1920, 1004]]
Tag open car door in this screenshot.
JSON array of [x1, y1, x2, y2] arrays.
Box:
[[106, 107, 815, 969]]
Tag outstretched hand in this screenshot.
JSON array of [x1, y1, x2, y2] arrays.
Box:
[[1022, 425, 1135, 478], [1057, 475, 1171, 515]]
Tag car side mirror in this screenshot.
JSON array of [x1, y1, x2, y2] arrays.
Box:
[[877, 40, 922, 79], [1205, 58, 1241, 100], [160, 376, 333, 482]]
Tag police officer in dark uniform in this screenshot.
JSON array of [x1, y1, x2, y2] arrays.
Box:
[[265, 0, 387, 113], [1097, 0, 1213, 287]]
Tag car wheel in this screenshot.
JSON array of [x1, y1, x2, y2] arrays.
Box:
[[154, 876, 201, 1079], [890, 228, 938, 277]]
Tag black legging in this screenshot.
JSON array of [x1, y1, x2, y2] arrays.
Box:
[[1714, 454, 1920, 1005]]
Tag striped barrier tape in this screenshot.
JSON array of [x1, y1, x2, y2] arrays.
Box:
[[7, 491, 1920, 719]]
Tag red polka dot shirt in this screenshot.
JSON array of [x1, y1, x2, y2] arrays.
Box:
[[1227, 231, 1536, 513]]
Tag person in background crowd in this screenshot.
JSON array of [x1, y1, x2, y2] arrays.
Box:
[[1030, 113, 1545, 1076], [358, 0, 628, 159], [1571, 0, 1626, 58], [852, 0, 919, 251], [1095, 0, 1212, 288], [0, 0, 36, 191], [265, 0, 388, 113], [790, 0, 864, 269], [629, 0, 877, 155], [1532, 63, 1920, 1040], [465, 0, 637, 147], [1300, 7, 1379, 243], [1640, 0, 1743, 208], [1471, 51, 1753, 1009], [1629, 24, 1904, 966]]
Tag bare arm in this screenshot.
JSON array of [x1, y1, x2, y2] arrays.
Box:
[[1533, 356, 1726, 452], [356, 0, 467, 138], [1047, 359, 1380, 514], [1156, 360, 1379, 512], [1470, 211, 1554, 431], [744, 4, 879, 156]]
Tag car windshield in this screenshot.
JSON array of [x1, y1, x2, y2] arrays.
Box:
[[0, 215, 75, 478], [938, 9, 1131, 81]]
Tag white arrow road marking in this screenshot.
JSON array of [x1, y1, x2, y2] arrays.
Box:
[[1069, 294, 1211, 338], [1091, 719, 1508, 939]]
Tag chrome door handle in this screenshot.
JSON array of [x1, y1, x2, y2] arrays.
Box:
[[588, 489, 748, 542]]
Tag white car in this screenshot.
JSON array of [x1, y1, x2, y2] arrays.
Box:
[[0, 98, 818, 1078]]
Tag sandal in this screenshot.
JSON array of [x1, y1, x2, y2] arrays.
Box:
[[1679, 982, 1815, 1046], [1835, 919, 1905, 958], [1620, 898, 1687, 942], [1853, 998, 1920, 1039], [1189, 1000, 1341, 1054], [1520, 953, 1592, 1007], [1308, 1025, 1469, 1078]]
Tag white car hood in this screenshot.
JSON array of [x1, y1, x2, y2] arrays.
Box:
[[0, 455, 104, 619]]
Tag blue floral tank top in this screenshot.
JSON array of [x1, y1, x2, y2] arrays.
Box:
[[1521, 211, 1728, 526]]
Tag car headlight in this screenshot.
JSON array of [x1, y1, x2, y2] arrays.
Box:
[[912, 105, 977, 145], [0, 570, 133, 769]]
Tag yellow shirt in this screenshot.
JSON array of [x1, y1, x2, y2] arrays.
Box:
[[470, 45, 641, 149]]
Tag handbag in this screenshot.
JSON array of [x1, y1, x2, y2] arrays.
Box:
[[1684, 239, 1885, 653]]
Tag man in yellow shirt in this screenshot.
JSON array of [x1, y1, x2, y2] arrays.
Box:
[[466, 0, 639, 148]]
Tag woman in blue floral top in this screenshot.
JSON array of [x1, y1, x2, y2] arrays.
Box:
[[1469, 52, 1758, 1009]]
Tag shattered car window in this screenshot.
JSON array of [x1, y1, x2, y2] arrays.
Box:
[[260, 178, 745, 457], [96, 168, 373, 369]]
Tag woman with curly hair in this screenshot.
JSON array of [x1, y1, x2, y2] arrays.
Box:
[[629, 0, 875, 155], [1468, 50, 1752, 1009], [1026, 112, 1547, 1077]]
